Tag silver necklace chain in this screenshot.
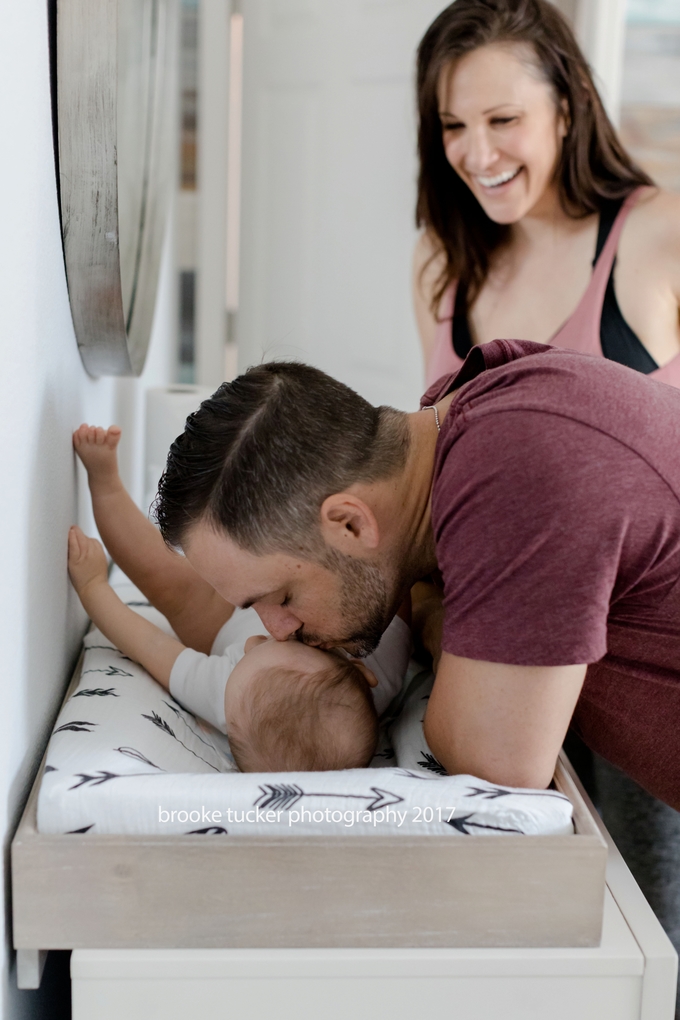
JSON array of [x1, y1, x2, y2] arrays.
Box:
[[423, 404, 441, 433]]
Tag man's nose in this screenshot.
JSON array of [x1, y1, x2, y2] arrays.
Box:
[[255, 604, 303, 641]]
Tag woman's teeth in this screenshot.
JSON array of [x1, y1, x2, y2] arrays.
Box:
[[477, 167, 521, 188]]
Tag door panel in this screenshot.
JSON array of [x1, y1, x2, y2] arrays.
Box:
[[239, 0, 444, 409]]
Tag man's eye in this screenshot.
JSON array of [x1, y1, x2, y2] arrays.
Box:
[[281, 595, 291, 607]]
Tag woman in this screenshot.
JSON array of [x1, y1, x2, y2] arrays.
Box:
[[411, 0, 680, 995], [412, 0, 680, 388]]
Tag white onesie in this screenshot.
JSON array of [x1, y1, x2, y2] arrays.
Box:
[[169, 608, 411, 733]]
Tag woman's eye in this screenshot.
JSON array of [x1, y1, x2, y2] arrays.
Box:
[[491, 116, 517, 126], [442, 122, 464, 133]]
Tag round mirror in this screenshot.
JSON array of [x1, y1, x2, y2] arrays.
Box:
[[57, 0, 178, 376]]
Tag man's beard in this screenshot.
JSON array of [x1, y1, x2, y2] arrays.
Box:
[[301, 550, 393, 657]]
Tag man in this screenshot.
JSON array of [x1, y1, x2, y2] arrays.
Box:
[[155, 339, 680, 808]]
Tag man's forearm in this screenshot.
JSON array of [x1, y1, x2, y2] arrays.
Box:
[[424, 652, 587, 788], [80, 581, 186, 688]]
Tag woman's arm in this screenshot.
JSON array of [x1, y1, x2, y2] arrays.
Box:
[[68, 526, 186, 688], [617, 188, 680, 367], [413, 232, 446, 369]]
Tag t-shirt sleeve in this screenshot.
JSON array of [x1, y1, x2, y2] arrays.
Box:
[[434, 411, 629, 666], [169, 647, 241, 733]]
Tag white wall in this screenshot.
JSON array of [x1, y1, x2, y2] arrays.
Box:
[[237, 0, 629, 414], [575, 0, 627, 125], [550, 0, 626, 124], [238, 0, 444, 413], [0, 3, 176, 1017], [195, 0, 230, 388]]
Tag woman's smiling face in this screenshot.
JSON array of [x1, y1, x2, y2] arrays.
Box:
[[438, 42, 568, 224]]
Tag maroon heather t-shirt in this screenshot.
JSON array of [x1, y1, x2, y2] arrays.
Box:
[[421, 339, 680, 807]]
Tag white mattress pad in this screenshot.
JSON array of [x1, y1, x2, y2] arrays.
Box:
[[37, 584, 574, 837]]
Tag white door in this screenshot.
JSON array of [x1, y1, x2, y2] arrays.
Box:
[[238, 0, 445, 410]]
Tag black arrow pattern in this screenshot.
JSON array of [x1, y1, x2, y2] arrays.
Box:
[[254, 783, 404, 813], [115, 746, 165, 770], [446, 814, 523, 835], [54, 720, 98, 734], [395, 769, 437, 780], [41, 591, 573, 839], [417, 752, 447, 776], [84, 645, 132, 661], [186, 826, 228, 835], [141, 711, 221, 771], [464, 785, 570, 803], [161, 699, 220, 753], [82, 666, 133, 678], [254, 783, 302, 810], [70, 771, 121, 789], [73, 688, 120, 698], [69, 768, 166, 789]]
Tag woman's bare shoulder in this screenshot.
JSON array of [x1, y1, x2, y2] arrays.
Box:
[[619, 186, 680, 315], [627, 187, 680, 248], [413, 231, 452, 310], [412, 231, 448, 362], [413, 230, 445, 278]]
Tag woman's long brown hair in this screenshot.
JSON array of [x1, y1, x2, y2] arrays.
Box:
[[416, 0, 653, 316]]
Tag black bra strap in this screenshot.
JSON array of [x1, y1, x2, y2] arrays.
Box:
[[452, 279, 473, 360], [593, 198, 625, 265], [452, 196, 640, 367]]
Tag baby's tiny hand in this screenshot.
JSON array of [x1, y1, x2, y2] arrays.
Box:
[[68, 526, 109, 598], [72, 423, 122, 486]]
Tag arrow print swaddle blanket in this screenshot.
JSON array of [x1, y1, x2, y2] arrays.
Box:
[[37, 583, 573, 837]]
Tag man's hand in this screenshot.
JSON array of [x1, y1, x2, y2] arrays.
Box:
[[424, 652, 587, 788], [68, 526, 109, 601]]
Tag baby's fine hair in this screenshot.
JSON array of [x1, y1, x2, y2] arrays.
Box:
[[228, 657, 378, 773]]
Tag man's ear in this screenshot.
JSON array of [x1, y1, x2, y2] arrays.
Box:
[[350, 660, 379, 688], [319, 493, 380, 553]]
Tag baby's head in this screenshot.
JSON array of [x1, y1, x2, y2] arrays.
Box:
[[224, 637, 378, 772]]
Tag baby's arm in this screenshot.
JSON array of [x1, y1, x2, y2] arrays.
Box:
[[68, 526, 185, 688], [73, 424, 233, 653]]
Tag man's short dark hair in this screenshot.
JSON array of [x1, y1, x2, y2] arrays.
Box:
[[154, 361, 410, 555]]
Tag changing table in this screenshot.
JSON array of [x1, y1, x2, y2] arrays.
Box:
[[11, 594, 677, 1018], [69, 807, 678, 1020]]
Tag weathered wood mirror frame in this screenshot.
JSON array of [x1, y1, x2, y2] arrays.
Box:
[[57, 0, 177, 376]]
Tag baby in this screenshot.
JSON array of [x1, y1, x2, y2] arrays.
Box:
[[68, 424, 411, 773]]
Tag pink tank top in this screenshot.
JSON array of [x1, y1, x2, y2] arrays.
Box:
[[426, 189, 680, 389]]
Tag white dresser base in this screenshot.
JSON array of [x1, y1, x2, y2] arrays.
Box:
[[70, 802, 678, 1020], [72, 894, 640, 1020]]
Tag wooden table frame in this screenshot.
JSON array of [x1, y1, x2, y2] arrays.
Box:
[[12, 655, 611, 989]]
